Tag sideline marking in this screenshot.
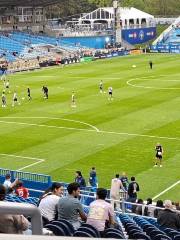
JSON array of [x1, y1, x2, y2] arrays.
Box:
[[152, 180, 180, 200], [127, 78, 180, 90], [0, 120, 180, 141], [0, 116, 99, 132], [0, 153, 45, 171]]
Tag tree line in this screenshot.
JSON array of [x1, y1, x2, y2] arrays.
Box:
[[46, 0, 180, 19]]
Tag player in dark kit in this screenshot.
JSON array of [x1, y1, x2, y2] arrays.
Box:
[[27, 87, 32, 100], [2, 91, 6, 107], [149, 60, 153, 69], [108, 86, 113, 100], [42, 86, 48, 99], [154, 143, 163, 167], [99, 80, 103, 93]]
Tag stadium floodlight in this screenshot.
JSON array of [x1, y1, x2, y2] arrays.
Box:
[[113, 0, 122, 45]]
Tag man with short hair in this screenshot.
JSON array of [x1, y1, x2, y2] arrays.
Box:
[[110, 174, 125, 210], [87, 188, 115, 234], [157, 200, 180, 230], [127, 176, 140, 212], [3, 173, 18, 193], [57, 182, 87, 230]]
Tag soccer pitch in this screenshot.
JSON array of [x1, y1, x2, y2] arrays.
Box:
[[0, 53, 180, 201]]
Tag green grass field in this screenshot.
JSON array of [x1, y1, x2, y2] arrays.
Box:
[[0, 53, 180, 201]]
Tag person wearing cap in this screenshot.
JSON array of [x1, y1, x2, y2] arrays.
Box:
[[157, 200, 180, 230]]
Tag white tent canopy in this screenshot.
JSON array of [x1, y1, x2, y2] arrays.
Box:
[[79, 7, 154, 28]]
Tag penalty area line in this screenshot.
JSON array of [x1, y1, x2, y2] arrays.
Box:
[[152, 180, 180, 200], [0, 153, 45, 171]]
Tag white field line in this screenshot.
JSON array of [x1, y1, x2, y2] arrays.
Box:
[[0, 153, 45, 171], [0, 117, 99, 132], [127, 79, 180, 90], [68, 76, 121, 80], [152, 180, 180, 200], [0, 120, 180, 141]]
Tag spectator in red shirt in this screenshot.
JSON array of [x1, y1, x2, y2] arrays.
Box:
[[15, 181, 29, 199]]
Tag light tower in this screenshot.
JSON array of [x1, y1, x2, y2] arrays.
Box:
[[113, 0, 122, 45]]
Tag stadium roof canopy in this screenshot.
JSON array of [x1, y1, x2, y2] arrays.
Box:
[[0, 0, 61, 7]]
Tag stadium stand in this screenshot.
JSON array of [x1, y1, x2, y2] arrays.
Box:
[[151, 16, 180, 53], [0, 167, 180, 239]]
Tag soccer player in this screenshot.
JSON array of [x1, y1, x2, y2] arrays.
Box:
[[2, 91, 6, 107], [99, 80, 103, 93], [108, 86, 113, 100], [149, 60, 153, 69], [12, 92, 20, 107], [0, 65, 7, 81], [154, 143, 163, 167], [71, 91, 76, 107], [5, 80, 10, 93], [27, 87, 32, 100], [42, 86, 48, 99]]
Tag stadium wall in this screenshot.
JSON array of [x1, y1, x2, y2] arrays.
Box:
[[61, 27, 156, 48], [151, 43, 180, 53]]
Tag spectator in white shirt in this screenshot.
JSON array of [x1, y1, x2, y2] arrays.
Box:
[[110, 174, 125, 211], [39, 182, 64, 226], [3, 173, 18, 193]]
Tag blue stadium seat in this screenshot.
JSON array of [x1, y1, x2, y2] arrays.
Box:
[[81, 223, 101, 237], [78, 227, 98, 238], [73, 230, 93, 237], [53, 219, 74, 234], [104, 231, 124, 239], [149, 230, 166, 238], [45, 224, 65, 236], [174, 235, 180, 240], [51, 221, 72, 236], [133, 232, 151, 240], [152, 233, 171, 240]]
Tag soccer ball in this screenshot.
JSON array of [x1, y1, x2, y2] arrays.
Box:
[[132, 65, 136, 68]]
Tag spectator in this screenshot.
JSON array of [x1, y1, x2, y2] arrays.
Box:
[[0, 184, 29, 234], [120, 172, 129, 191], [75, 171, 86, 188], [89, 167, 98, 188], [135, 199, 144, 215], [3, 173, 18, 193], [87, 188, 115, 235], [15, 181, 29, 199], [39, 182, 63, 226], [154, 200, 164, 218], [110, 174, 125, 211], [57, 182, 87, 230], [144, 198, 154, 217], [175, 202, 180, 211], [127, 176, 140, 212], [157, 200, 180, 230]]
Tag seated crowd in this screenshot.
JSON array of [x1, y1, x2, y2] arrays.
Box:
[[0, 171, 179, 236]]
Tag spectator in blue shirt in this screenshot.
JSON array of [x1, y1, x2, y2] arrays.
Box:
[[89, 167, 98, 188]]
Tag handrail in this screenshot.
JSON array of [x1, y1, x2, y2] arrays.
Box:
[[0, 202, 42, 235]]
